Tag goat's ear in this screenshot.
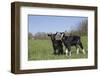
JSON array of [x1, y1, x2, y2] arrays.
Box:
[[48, 34, 50, 36], [60, 32, 62, 34], [47, 33, 51, 36], [55, 32, 58, 35], [60, 32, 64, 34]]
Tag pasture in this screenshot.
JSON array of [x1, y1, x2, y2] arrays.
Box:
[[28, 36, 88, 60]]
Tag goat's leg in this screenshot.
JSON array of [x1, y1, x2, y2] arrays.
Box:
[[67, 46, 71, 56], [75, 45, 80, 54], [79, 42, 85, 54], [60, 49, 64, 55], [65, 48, 68, 56], [58, 46, 64, 55], [61, 46, 64, 55], [57, 49, 60, 55], [53, 46, 58, 55]]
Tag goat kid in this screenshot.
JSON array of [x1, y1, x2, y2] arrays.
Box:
[[60, 32, 85, 56]]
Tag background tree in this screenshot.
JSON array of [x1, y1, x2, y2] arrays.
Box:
[[34, 32, 49, 40], [67, 19, 88, 36], [28, 32, 33, 40]]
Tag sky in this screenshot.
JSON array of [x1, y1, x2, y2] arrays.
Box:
[[28, 15, 87, 35]]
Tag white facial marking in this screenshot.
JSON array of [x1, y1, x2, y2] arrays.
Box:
[[77, 48, 79, 54], [61, 34, 64, 39]]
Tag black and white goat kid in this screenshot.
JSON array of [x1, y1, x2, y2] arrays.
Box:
[[48, 33, 64, 55], [60, 32, 85, 56]]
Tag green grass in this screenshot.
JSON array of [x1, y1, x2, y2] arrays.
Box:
[[28, 36, 88, 60]]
